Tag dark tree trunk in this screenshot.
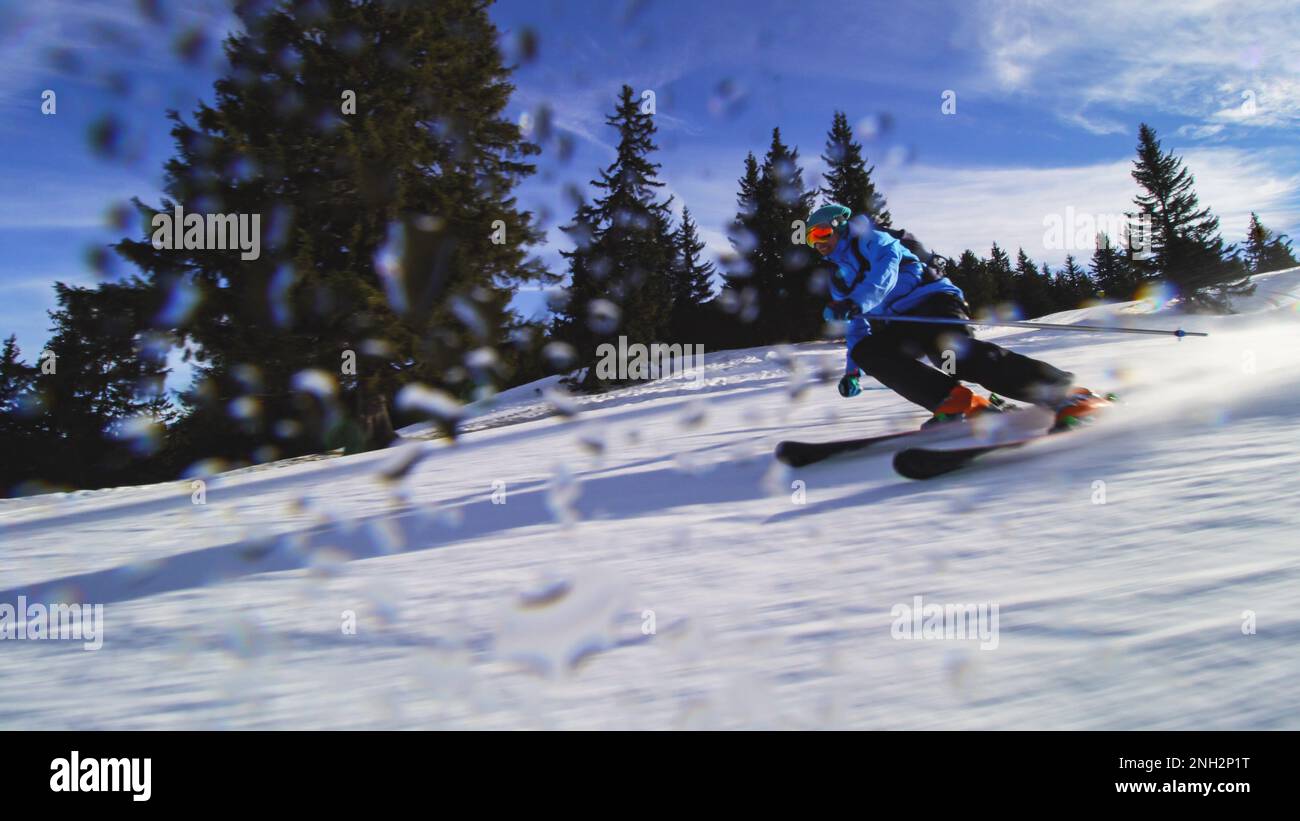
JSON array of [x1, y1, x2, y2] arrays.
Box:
[[351, 386, 396, 453]]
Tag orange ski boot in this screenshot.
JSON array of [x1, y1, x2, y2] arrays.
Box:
[[921, 385, 994, 429], [1051, 387, 1114, 431]]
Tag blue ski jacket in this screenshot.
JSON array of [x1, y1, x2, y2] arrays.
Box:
[[824, 215, 964, 372]]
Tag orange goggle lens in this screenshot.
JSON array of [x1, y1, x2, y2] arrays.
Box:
[[807, 224, 835, 246]]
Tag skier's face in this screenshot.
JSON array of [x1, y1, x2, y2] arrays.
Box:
[[809, 224, 837, 256]]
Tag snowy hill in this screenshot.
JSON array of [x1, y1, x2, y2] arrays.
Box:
[[3, 269, 1299, 729]]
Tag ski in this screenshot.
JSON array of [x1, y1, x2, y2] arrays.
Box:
[[775, 428, 933, 467], [893, 391, 1116, 479], [892, 436, 1040, 479], [892, 420, 1099, 478], [774, 405, 1046, 467]]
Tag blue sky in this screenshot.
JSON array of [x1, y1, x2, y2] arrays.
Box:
[[2, 0, 1298, 363]]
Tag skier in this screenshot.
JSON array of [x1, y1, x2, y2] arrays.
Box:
[[806, 203, 1108, 428]]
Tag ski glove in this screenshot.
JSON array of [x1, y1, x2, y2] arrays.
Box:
[[837, 369, 861, 398], [824, 299, 862, 322]]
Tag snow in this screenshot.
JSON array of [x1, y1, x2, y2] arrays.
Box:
[[3, 269, 1299, 729]]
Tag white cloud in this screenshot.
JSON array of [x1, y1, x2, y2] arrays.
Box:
[[1059, 110, 1128, 137], [879, 147, 1300, 266], [0, 169, 162, 229], [970, 0, 1300, 134], [1183, 148, 1300, 240], [1205, 76, 1300, 129], [0, 0, 241, 115]]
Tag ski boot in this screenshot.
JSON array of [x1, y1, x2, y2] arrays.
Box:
[[1050, 387, 1115, 431], [921, 385, 999, 429]]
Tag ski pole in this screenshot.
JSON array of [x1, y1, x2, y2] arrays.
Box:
[[858, 314, 1207, 337]]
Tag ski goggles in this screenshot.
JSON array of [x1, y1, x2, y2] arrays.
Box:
[[807, 224, 836, 246]]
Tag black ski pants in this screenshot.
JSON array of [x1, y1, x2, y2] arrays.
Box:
[[849, 293, 1074, 411]]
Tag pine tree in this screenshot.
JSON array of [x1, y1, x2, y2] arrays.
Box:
[[1039, 262, 1062, 313], [820, 111, 891, 227], [0, 335, 33, 420], [552, 197, 605, 363], [585, 84, 676, 364], [113, 0, 550, 464], [756, 129, 818, 341], [667, 207, 717, 339], [23, 282, 175, 490], [553, 85, 676, 386], [1013, 249, 1051, 319], [1244, 212, 1299, 274], [948, 249, 993, 314], [1058, 254, 1093, 306], [1131, 123, 1251, 309], [1090, 234, 1142, 301], [0, 335, 40, 494], [986, 243, 1016, 306], [719, 153, 764, 342]]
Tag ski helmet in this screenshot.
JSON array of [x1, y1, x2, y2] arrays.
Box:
[[806, 203, 851, 247]]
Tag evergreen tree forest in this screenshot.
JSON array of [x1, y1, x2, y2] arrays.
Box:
[[3, 1, 1292, 496]]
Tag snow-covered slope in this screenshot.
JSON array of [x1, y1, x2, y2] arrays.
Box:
[[3, 270, 1299, 729]]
